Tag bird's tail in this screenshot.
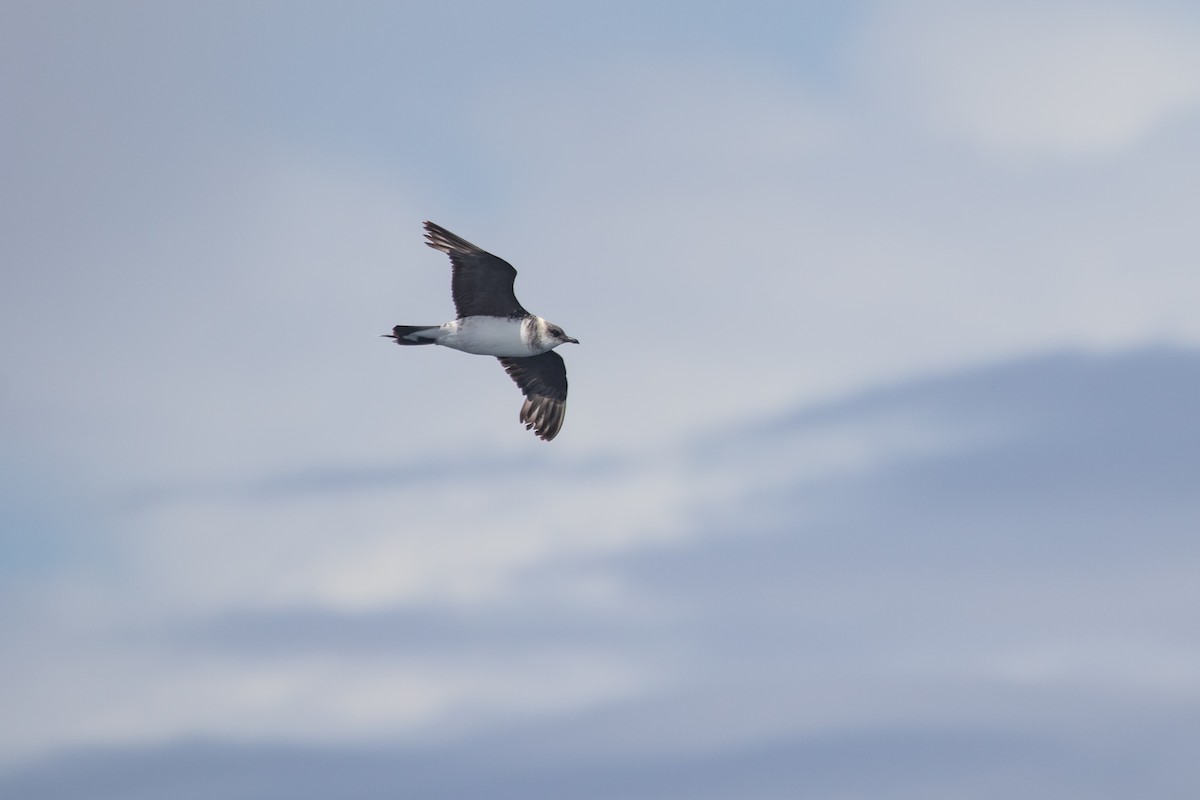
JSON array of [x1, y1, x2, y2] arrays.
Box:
[[384, 325, 439, 345]]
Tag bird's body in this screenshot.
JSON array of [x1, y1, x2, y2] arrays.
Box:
[[392, 315, 562, 357], [385, 222, 578, 441]]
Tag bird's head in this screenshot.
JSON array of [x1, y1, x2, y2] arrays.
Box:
[[547, 323, 579, 346]]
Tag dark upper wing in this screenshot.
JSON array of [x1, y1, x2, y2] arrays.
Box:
[[423, 221, 528, 318], [498, 352, 568, 441]]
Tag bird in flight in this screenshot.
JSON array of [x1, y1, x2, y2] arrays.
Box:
[[385, 221, 579, 441]]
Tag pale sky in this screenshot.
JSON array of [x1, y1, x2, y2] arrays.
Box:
[[2, 1, 1200, 797]]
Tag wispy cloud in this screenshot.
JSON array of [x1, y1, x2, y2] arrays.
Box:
[[857, 0, 1200, 156], [4, 347, 1200, 796]]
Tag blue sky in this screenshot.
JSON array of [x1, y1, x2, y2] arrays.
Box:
[[3, 1, 1200, 797]]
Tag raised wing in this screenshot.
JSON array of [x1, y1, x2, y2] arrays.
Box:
[[498, 352, 568, 441], [424, 221, 528, 318]]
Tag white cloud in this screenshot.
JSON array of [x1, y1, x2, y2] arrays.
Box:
[[0, 382, 996, 762], [859, 0, 1200, 156], [0, 636, 647, 765], [115, 459, 691, 616]]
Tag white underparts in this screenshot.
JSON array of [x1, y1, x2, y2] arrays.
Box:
[[432, 316, 551, 357]]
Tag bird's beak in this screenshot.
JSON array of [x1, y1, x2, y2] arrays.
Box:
[[567, 337, 580, 344]]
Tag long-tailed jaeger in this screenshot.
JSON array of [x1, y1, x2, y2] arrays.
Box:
[[385, 221, 579, 441]]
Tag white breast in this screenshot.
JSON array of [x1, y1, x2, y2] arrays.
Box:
[[436, 316, 539, 357]]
